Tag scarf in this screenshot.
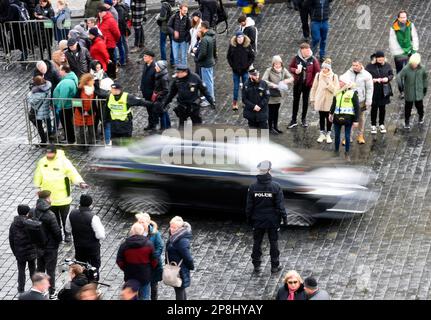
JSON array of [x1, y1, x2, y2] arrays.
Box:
[[288, 289, 296, 300]]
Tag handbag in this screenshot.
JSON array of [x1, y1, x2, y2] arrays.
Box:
[[28, 108, 37, 126], [162, 253, 183, 288], [383, 83, 393, 97]]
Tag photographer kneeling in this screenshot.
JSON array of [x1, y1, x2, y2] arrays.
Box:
[[57, 264, 89, 300]]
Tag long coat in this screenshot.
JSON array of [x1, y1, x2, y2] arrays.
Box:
[[365, 61, 394, 105]]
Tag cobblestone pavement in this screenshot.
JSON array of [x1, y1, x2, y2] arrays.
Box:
[[1, 1, 431, 300]]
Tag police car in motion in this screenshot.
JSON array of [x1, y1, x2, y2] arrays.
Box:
[[89, 135, 375, 226]]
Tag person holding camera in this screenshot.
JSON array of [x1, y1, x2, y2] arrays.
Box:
[[57, 264, 89, 300], [65, 194, 105, 274], [245, 160, 287, 275]]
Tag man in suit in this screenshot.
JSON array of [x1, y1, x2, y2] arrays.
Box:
[[19, 273, 50, 300]]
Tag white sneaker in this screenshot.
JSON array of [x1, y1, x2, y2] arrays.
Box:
[[326, 132, 332, 143], [379, 125, 387, 133], [371, 126, 377, 134], [317, 132, 326, 143], [105, 140, 112, 148]]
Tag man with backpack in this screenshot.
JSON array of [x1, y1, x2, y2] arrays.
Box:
[[168, 2, 191, 66], [28, 190, 62, 299], [157, 0, 176, 66], [9, 204, 37, 294]]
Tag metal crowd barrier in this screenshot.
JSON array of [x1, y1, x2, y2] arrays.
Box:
[[1, 18, 85, 70], [24, 96, 108, 147]]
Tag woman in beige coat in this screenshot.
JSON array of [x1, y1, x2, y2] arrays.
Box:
[[310, 58, 339, 143]]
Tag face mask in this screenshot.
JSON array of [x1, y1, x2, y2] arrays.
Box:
[[84, 85, 94, 95]]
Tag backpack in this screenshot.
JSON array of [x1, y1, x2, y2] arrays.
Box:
[[23, 209, 48, 248], [10, 1, 30, 21], [156, 1, 179, 27], [119, 3, 131, 21], [215, 0, 228, 34]]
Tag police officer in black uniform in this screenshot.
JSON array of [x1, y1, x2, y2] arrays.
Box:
[[245, 160, 287, 274], [162, 64, 215, 127], [242, 67, 271, 129]]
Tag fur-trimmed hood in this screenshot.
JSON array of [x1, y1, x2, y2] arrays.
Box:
[[230, 35, 251, 48]]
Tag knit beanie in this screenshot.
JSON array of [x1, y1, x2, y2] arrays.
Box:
[[409, 53, 421, 65]]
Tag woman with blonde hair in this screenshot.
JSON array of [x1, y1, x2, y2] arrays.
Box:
[[75, 73, 97, 145], [54, 0, 71, 42], [276, 270, 307, 300], [135, 212, 164, 300], [310, 58, 339, 143]]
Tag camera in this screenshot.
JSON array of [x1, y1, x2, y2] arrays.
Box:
[[62, 258, 99, 282]]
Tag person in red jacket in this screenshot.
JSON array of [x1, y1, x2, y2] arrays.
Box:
[[88, 27, 110, 72], [97, 4, 120, 79], [75, 73, 97, 145]]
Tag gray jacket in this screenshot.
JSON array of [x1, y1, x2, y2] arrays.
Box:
[[308, 289, 331, 300], [341, 67, 374, 106]]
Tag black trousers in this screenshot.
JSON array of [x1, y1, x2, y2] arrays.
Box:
[[175, 105, 202, 127], [319, 111, 332, 132], [59, 108, 75, 143], [17, 259, 36, 293], [248, 120, 269, 129], [292, 83, 311, 123], [151, 281, 158, 300], [298, 2, 310, 38], [251, 228, 280, 268], [371, 104, 386, 126], [144, 102, 158, 128], [394, 56, 409, 92], [37, 248, 58, 293], [74, 245, 101, 271], [405, 100, 424, 123], [51, 205, 70, 236], [174, 287, 187, 300], [107, 48, 117, 79], [268, 103, 281, 129]]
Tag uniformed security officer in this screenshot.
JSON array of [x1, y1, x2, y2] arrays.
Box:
[[162, 65, 215, 127], [106, 82, 145, 142], [242, 67, 271, 129], [245, 160, 287, 274]]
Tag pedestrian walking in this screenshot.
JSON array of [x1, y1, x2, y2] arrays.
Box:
[[242, 67, 270, 129], [397, 53, 428, 129], [157, 0, 176, 66], [18, 273, 50, 300], [389, 10, 419, 99], [9, 204, 37, 294], [288, 42, 320, 129], [310, 58, 339, 143], [162, 65, 215, 127], [276, 270, 307, 300], [65, 194, 105, 273], [29, 191, 62, 298], [246, 160, 287, 274], [262, 55, 294, 134], [136, 212, 164, 300], [130, 0, 147, 51], [309, 0, 331, 62], [365, 51, 394, 134], [238, 15, 257, 53], [33, 145, 88, 242], [117, 223, 156, 300], [140, 49, 157, 131], [227, 31, 255, 111], [166, 216, 194, 300], [197, 21, 217, 102], [303, 276, 331, 300], [329, 75, 360, 162], [296, 0, 310, 43], [105, 82, 145, 141], [168, 2, 191, 66], [340, 59, 373, 145]]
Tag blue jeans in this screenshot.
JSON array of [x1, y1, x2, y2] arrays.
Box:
[[160, 112, 171, 129], [311, 20, 329, 59], [116, 37, 126, 65], [334, 122, 352, 153], [160, 31, 174, 65], [104, 121, 111, 144], [138, 282, 151, 300], [201, 67, 214, 101], [233, 72, 249, 102], [172, 41, 188, 66]]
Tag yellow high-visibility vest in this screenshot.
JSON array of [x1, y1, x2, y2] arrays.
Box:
[[335, 90, 355, 115], [107, 93, 130, 121]]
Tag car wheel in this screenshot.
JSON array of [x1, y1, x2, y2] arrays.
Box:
[[117, 188, 170, 215]]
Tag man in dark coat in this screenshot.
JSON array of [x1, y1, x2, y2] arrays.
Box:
[[9, 204, 37, 293], [242, 67, 270, 129], [140, 49, 157, 131], [64, 38, 92, 79], [30, 190, 62, 298], [65, 194, 105, 273], [197, 21, 217, 102], [116, 223, 157, 300], [18, 272, 50, 300], [246, 160, 287, 274], [197, 0, 218, 28]]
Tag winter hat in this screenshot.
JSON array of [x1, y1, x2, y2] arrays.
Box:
[[304, 277, 318, 290], [339, 74, 352, 86], [175, 64, 188, 72], [272, 55, 283, 65], [17, 204, 30, 216], [111, 82, 123, 90], [191, 11, 201, 18], [67, 37, 77, 47], [235, 30, 244, 38], [80, 194, 93, 207], [46, 144, 57, 153], [143, 49, 155, 58], [89, 27, 99, 37], [375, 50, 385, 58], [155, 60, 168, 71], [257, 160, 272, 173], [409, 53, 421, 65], [104, 0, 113, 5]]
